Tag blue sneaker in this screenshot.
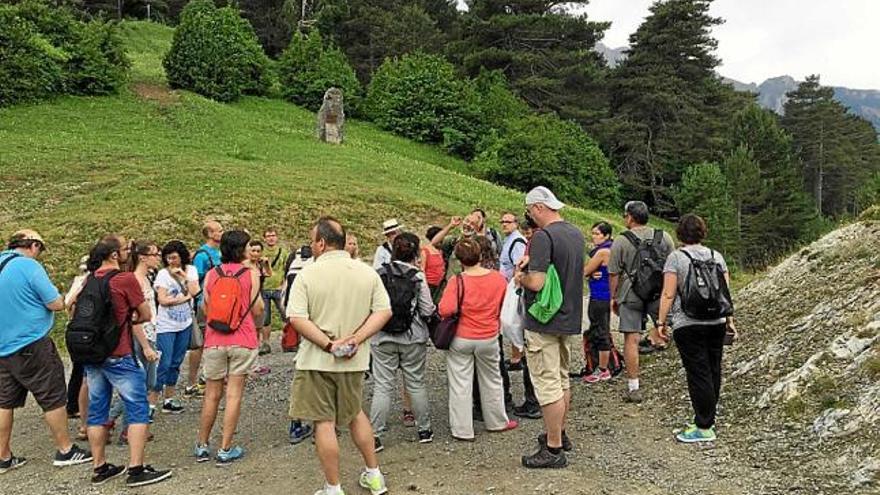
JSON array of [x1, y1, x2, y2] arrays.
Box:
[[216, 446, 244, 466], [675, 425, 716, 443], [193, 443, 210, 463], [289, 422, 314, 445]]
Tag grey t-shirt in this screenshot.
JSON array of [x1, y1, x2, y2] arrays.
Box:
[[663, 245, 729, 329], [523, 221, 585, 335], [608, 226, 675, 304], [373, 261, 435, 345]]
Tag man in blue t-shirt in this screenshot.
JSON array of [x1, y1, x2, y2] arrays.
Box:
[[184, 220, 223, 397], [0, 230, 92, 473]]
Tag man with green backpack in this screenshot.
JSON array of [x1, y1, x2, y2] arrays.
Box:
[[515, 187, 585, 469]]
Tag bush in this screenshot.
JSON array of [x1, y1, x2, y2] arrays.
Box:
[[0, 8, 64, 106], [474, 115, 621, 210], [278, 30, 361, 113], [0, 1, 129, 107], [366, 52, 485, 159], [674, 162, 740, 258], [163, 0, 271, 102]]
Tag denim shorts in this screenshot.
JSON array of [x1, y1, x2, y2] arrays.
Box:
[[261, 289, 285, 327], [85, 355, 150, 426]]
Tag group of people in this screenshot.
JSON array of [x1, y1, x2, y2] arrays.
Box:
[[0, 185, 736, 495]]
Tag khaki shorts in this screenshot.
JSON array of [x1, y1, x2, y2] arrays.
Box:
[[525, 331, 574, 406], [289, 370, 364, 426], [202, 346, 258, 380]]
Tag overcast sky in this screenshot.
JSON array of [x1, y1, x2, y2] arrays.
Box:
[[588, 0, 879, 89], [457, 1, 880, 89]]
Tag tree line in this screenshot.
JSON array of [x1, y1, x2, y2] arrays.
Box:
[[11, 0, 880, 269]]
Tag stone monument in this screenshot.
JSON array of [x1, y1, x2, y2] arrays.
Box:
[[316, 87, 345, 144]]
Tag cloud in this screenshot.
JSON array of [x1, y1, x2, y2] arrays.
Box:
[[585, 0, 879, 89]]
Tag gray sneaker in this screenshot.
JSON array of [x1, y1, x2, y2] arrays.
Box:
[[623, 389, 644, 403]]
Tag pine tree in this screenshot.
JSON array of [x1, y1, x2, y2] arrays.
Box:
[[313, 0, 459, 82], [674, 162, 739, 258], [454, 0, 609, 125], [602, 0, 746, 214], [783, 75, 880, 217], [728, 104, 819, 267]]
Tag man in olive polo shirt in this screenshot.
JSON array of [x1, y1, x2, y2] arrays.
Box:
[[287, 217, 392, 495]]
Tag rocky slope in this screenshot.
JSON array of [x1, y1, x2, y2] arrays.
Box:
[[646, 217, 880, 491]]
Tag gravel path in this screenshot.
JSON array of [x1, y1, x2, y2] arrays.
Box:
[[4, 341, 799, 495]]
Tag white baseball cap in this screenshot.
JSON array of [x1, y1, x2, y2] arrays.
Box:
[[525, 186, 565, 210]]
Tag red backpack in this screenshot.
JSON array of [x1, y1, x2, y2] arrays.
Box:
[[206, 266, 257, 334]]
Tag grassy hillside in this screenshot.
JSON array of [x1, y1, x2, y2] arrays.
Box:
[[0, 21, 658, 294]]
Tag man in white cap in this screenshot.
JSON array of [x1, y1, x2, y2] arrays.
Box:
[[372, 219, 402, 270], [0, 230, 93, 474], [515, 187, 585, 469]]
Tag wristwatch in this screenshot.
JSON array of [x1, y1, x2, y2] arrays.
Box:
[[323, 342, 333, 353]]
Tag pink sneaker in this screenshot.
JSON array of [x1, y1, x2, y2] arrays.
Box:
[[582, 368, 611, 384]]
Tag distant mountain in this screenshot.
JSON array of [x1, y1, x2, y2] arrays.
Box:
[[595, 44, 880, 133], [595, 42, 626, 68]]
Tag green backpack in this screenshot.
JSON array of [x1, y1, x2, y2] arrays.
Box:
[[528, 231, 563, 324]]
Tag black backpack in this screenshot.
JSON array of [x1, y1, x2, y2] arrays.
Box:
[[679, 249, 734, 320], [379, 262, 420, 335], [621, 229, 666, 302], [65, 270, 124, 364]]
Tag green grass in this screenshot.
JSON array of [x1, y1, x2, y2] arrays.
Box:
[[1, 20, 662, 299]]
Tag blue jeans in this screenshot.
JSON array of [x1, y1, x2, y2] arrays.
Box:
[[85, 355, 150, 426], [155, 326, 192, 392]]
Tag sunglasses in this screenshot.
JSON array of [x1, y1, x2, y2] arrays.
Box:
[[499, 220, 516, 224]]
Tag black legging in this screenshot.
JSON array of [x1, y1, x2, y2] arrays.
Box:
[[66, 363, 84, 416]]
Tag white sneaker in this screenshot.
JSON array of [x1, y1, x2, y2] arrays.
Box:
[[358, 470, 388, 495]]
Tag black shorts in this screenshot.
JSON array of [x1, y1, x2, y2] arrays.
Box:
[[587, 299, 612, 351], [0, 336, 67, 411]]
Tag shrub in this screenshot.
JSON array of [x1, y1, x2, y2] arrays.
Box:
[[278, 30, 361, 113], [474, 115, 621, 210], [64, 20, 130, 95], [0, 1, 129, 107], [674, 162, 740, 257], [366, 52, 485, 159], [163, 0, 271, 102], [0, 7, 64, 106]]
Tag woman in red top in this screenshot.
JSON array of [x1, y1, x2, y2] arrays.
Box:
[[438, 238, 518, 441], [420, 226, 446, 302]]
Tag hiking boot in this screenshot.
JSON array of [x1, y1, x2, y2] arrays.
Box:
[[373, 437, 384, 453], [513, 403, 543, 419], [538, 432, 573, 452], [258, 342, 271, 355], [125, 465, 172, 487], [53, 443, 92, 467], [0, 455, 27, 474], [675, 425, 717, 444], [162, 398, 185, 414], [194, 443, 210, 463], [358, 469, 388, 495], [289, 422, 314, 445], [216, 446, 245, 466], [402, 410, 416, 427], [91, 463, 126, 485], [583, 368, 611, 384], [623, 389, 644, 404], [521, 445, 567, 469], [417, 430, 434, 444]]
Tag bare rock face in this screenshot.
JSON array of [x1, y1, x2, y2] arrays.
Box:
[[721, 220, 880, 486], [316, 87, 345, 144]]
